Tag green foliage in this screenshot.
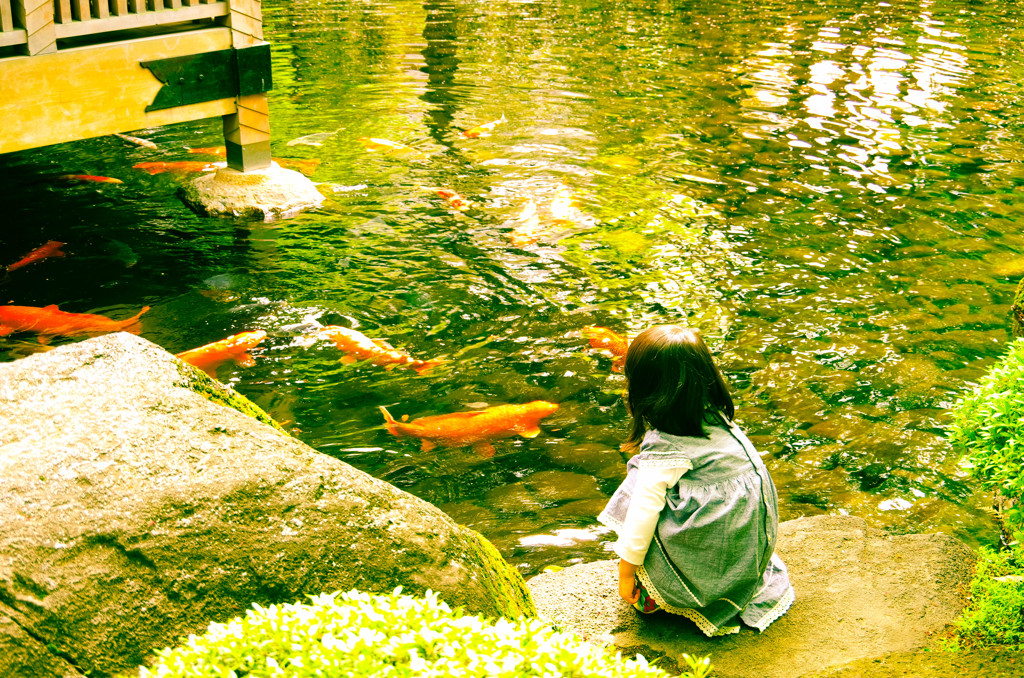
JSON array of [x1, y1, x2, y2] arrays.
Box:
[[947, 338, 1024, 541], [948, 545, 1024, 651], [133, 588, 713, 678]]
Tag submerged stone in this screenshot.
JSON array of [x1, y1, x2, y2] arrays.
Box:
[[179, 162, 324, 220]]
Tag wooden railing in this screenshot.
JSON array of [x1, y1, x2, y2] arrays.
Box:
[[0, 0, 229, 54], [54, 0, 228, 39], [0, 0, 28, 48]]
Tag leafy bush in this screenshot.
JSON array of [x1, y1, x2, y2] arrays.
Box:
[[948, 544, 1024, 650], [132, 588, 713, 678], [947, 337, 1024, 541]]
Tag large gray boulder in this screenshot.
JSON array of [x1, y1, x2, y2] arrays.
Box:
[[0, 333, 533, 678], [529, 515, 976, 678]]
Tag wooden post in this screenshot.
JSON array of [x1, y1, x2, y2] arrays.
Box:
[[17, 0, 57, 55], [221, 0, 270, 172]]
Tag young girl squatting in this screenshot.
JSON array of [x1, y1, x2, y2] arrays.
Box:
[[598, 325, 794, 637]]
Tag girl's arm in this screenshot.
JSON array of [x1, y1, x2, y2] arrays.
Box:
[[615, 465, 686, 564], [618, 559, 639, 603], [614, 464, 687, 603]]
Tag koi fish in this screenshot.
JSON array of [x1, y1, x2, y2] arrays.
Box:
[[379, 400, 559, 458], [507, 199, 542, 246], [0, 304, 150, 342], [133, 161, 221, 175], [6, 241, 65, 272], [114, 133, 158, 150], [176, 330, 267, 377], [357, 137, 430, 160], [508, 186, 579, 246], [57, 174, 123, 184], [461, 113, 506, 139], [436, 189, 469, 212], [316, 325, 443, 374], [582, 326, 629, 370]]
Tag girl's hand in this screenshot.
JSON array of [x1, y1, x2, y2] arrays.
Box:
[[617, 559, 640, 604]]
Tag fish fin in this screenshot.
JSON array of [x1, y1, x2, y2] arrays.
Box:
[[37, 335, 51, 345], [521, 426, 542, 438], [234, 353, 256, 368], [43, 304, 59, 310], [0, 325, 13, 336], [202, 367, 219, 378], [472, 441, 496, 458], [379, 406, 400, 436], [412, 358, 446, 375], [339, 355, 357, 364], [421, 439, 436, 452]]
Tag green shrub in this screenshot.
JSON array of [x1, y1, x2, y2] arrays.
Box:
[[131, 588, 712, 678], [948, 544, 1024, 650], [947, 337, 1024, 542]]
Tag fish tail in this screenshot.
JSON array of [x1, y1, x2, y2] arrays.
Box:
[[379, 406, 400, 435], [118, 306, 151, 334], [129, 305, 152, 322]]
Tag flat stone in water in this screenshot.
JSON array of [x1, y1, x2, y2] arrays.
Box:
[[535, 497, 610, 523], [484, 483, 551, 513], [527, 515, 976, 678], [545, 442, 625, 480], [522, 470, 604, 503]]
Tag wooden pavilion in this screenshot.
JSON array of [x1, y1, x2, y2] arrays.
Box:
[[0, 0, 272, 170]]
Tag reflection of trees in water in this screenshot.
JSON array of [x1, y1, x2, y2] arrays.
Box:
[[421, 1, 462, 143]]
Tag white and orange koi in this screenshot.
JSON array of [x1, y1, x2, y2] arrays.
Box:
[[436, 188, 469, 211], [582, 326, 629, 371], [461, 114, 506, 139], [317, 325, 443, 374]]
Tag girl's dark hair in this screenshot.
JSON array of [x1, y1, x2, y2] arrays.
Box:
[[622, 325, 734, 451]]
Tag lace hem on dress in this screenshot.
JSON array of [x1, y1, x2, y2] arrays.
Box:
[[636, 566, 739, 637], [752, 584, 795, 632]]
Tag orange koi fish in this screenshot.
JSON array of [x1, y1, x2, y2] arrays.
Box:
[[6, 241, 65, 272], [176, 330, 268, 377], [436, 189, 469, 211], [317, 325, 443, 374], [582, 326, 629, 370], [0, 304, 150, 342], [57, 174, 123, 184], [357, 137, 430, 160], [133, 161, 220, 175], [461, 113, 506, 139], [379, 400, 559, 458], [115, 133, 158, 150]]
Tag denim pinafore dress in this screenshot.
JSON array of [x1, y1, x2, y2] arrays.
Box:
[[598, 414, 794, 636]]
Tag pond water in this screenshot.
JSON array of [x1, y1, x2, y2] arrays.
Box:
[[2, 0, 1022, 577]]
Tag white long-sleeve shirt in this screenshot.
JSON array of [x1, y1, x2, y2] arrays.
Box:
[[614, 464, 689, 565]]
